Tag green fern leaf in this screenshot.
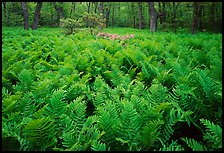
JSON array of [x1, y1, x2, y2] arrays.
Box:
[[91, 140, 107, 151], [23, 116, 57, 151], [181, 137, 206, 151], [200, 118, 222, 149]]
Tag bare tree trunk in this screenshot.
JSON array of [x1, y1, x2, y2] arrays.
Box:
[[138, 2, 143, 29], [112, 3, 115, 26], [21, 2, 29, 30], [99, 2, 104, 30], [148, 2, 158, 32], [172, 2, 179, 33], [3, 2, 7, 20], [32, 2, 42, 30], [105, 2, 111, 27], [192, 2, 199, 34], [158, 2, 162, 25], [131, 2, 136, 28], [210, 2, 216, 32], [198, 3, 203, 31], [94, 2, 98, 13], [53, 2, 64, 26]]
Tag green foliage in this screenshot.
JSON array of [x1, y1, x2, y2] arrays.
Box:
[[22, 116, 57, 151], [60, 18, 83, 35], [181, 137, 206, 151], [2, 27, 222, 151], [82, 12, 106, 35], [200, 118, 222, 150]]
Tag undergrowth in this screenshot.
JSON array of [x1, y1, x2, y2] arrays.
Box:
[[2, 27, 222, 151]]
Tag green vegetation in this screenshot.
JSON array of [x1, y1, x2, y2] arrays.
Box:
[[2, 27, 222, 151]]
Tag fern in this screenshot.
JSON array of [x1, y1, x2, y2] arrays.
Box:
[[196, 69, 219, 102], [66, 96, 87, 134], [159, 140, 184, 151], [162, 105, 193, 143], [181, 137, 206, 151], [200, 118, 222, 150], [169, 84, 203, 122], [141, 119, 164, 150], [22, 116, 57, 151], [91, 140, 107, 151], [145, 79, 169, 106], [97, 100, 119, 147], [139, 61, 158, 86], [44, 89, 67, 132], [115, 100, 142, 150]]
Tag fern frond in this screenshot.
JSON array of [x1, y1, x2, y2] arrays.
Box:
[[181, 137, 206, 151], [91, 140, 107, 151], [159, 140, 184, 151], [16, 69, 34, 92], [200, 118, 222, 149], [162, 106, 193, 142], [45, 89, 67, 117], [197, 69, 219, 102], [23, 116, 57, 151], [115, 100, 141, 148], [66, 96, 87, 134], [141, 119, 164, 149]]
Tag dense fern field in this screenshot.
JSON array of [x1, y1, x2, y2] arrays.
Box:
[[2, 27, 222, 151]]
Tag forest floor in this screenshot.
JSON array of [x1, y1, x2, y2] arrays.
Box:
[[2, 27, 222, 151]]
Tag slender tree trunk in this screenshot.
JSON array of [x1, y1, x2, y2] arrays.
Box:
[[21, 2, 29, 30], [148, 2, 158, 32], [3, 2, 7, 20], [162, 2, 166, 23], [210, 2, 215, 32], [131, 2, 136, 28], [53, 2, 64, 26], [94, 2, 98, 13], [105, 2, 111, 27], [158, 2, 162, 25], [32, 2, 42, 30], [87, 2, 91, 14], [112, 3, 115, 27], [138, 2, 143, 29], [99, 2, 104, 30], [172, 2, 179, 33], [198, 3, 203, 31], [192, 2, 199, 34]]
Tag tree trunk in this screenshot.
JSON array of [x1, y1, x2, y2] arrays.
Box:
[[112, 3, 115, 27], [53, 2, 64, 26], [87, 2, 91, 14], [148, 2, 158, 32], [172, 2, 179, 33], [131, 2, 136, 28], [138, 2, 143, 29], [192, 2, 199, 34], [21, 2, 29, 30], [162, 2, 166, 23], [99, 2, 104, 30], [32, 2, 42, 30], [3, 2, 7, 20], [198, 3, 203, 31], [94, 2, 98, 13], [210, 2, 216, 32], [105, 2, 111, 27], [158, 2, 162, 25]]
